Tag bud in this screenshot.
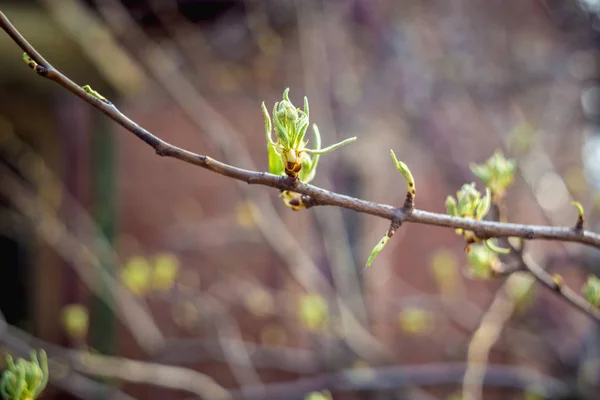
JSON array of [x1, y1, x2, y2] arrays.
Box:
[[61, 304, 89, 340], [281, 191, 306, 211], [305, 391, 332, 400], [298, 293, 328, 331], [120, 256, 152, 296], [152, 253, 180, 292], [0, 350, 48, 400], [262, 89, 355, 182], [466, 244, 499, 279], [583, 275, 600, 307], [456, 183, 481, 218], [470, 150, 516, 200]]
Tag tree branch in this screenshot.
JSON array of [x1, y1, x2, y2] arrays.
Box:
[[2, 10, 600, 324], [520, 253, 600, 321]]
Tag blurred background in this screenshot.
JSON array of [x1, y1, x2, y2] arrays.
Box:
[[1, 0, 600, 399]]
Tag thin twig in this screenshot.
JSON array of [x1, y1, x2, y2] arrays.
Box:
[[520, 253, 600, 321], [462, 240, 600, 400]]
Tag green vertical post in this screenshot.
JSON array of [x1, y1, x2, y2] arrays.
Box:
[[90, 112, 116, 394]]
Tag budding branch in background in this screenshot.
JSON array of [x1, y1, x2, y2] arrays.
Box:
[[1, 10, 600, 324]]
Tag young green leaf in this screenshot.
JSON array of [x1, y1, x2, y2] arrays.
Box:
[[366, 234, 390, 267], [303, 136, 357, 155], [445, 196, 458, 217], [268, 142, 285, 176], [390, 149, 415, 198], [82, 84, 108, 102], [484, 239, 510, 254], [262, 101, 275, 146], [475, 188, 491, 220], [470, 150, 516, 199]]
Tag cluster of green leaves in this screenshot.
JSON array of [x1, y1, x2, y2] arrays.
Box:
[[469, 150, 516, 200], [0, 350, 48, 400], [445, 183, 491, 227], [262, 89, 355, 210], [444, 152, 518, 278], [465, 244, 500, 280]]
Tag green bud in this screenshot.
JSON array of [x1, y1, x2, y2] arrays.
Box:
[[445, 196, 458, 217], [272, 102, 289, 143], [572, 201, 585, 218], [262, 89, 356, 183], [365, 234, 390, 267], [475, 188, 491, 220], [22, 53, 36, 68], [305, 391, 332, 400], [280, 190, 306, 211], [82, 85, 108, 102], [456, 183, 481, 218], [390, 149, 415, 200], [298, 152, 315, 184], [0, 350, 48, 400], [470, 150, 516, 199], [61, 304, 89, 340], [506, 272, 536, 313], [466, 244, 499, 279], [583, 275, 600, 307], [298, 293, 328, 331]]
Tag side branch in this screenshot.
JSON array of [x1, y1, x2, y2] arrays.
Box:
[[2, 10, 600, 252], [520, 254, 600, 322]]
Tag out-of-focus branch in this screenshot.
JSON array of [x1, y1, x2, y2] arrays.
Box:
[[0, 312, 135, 400], [72, 352, 231, 400], [0, 315, 231, 400], [229, 362, 570, 400], [161, 338, 320, 374], [0, 165, 164, 354], [462, 237, 597, 400], [294, 0, 369, 326], [462, 280, 522, 400], [521, 253, 600, 320], [1, 10, 600, 326]]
